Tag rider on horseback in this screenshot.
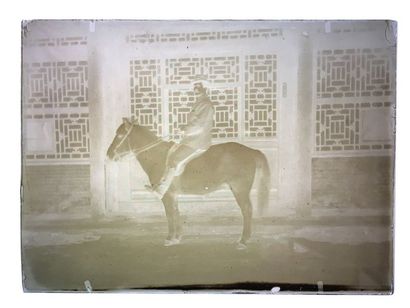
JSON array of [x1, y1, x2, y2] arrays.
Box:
[[148, 76, 215, 198]]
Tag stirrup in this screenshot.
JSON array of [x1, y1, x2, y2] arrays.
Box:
[[145, 184, 165, 199], [145, 184, 155, 192]]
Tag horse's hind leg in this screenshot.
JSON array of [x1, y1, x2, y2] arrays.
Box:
[[162, 193, 182, 246], [174, 203, 182, 241], [231, 188, 253, 247]]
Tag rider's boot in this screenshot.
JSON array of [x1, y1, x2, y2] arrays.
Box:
[[145, 168, 176, 199]]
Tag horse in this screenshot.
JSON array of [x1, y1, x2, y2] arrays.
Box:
[[106, 118, 271, 249]]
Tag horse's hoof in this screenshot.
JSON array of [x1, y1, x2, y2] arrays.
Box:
[[236, 243, 247, 250], [164, 240, 173, 246], [164, 238, 180, 246], [233, 238, 243, 244]]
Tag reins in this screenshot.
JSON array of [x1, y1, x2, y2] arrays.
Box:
[[130, 138, 165, 156], [112, 123, 167, 159]]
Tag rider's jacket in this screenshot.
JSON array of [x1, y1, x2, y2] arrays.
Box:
[[180, 93, 214, 150]]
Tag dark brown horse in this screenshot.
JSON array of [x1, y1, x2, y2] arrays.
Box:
[[107, 118, 271, 249]]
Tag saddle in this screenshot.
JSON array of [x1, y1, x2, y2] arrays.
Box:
[[145, 147, 206, 198]]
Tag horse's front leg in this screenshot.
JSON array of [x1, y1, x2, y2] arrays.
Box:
[[174, 202, 182, 241], [162, 192, 181, 246]]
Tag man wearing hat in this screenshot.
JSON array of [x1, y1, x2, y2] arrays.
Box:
[[148, 76, 215, 198]]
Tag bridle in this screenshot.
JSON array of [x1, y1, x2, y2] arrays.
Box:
[[112, 123, 165, 160]]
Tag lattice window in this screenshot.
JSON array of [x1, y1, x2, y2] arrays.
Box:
[[316, 48, 392, 98], [25, 113, 90, 160], [168, 89, 196, 140], [165, 56, 239, 85], [132, 54, 278, 141], [24, 61, 88, 109], [210, 88, 239, 138], [24, 36, 88, 47], [127, 28, 282, 44], [315, 102, 393, 152], [244, 55, 277, 137], [204, 57, 239, 84], [55, 113, 90, 159], [23, 59, 89, 162], [314, 47, 394, 154], [166, 58, 202, 86], [168, 88, 239, 140], [130, 59, 162, 135]]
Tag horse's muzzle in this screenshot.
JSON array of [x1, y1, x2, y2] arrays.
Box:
[[106, 149, 123, 161], [106, 150, 116, 161]]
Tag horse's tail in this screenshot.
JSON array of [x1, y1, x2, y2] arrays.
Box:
[[254, 150, 271, 216]]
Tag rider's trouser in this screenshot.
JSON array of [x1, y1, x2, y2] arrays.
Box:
[[155, 143, 205, 197]]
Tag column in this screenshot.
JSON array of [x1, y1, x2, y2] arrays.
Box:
[[88, 25, 106, 216], [88, 22, 131, 216], [295, 31, 313, 216]]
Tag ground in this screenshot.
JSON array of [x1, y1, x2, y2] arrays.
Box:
[[21, 212, 393, 293]]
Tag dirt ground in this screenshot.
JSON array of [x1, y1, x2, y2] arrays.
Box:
[[21, 213, 393, 293]]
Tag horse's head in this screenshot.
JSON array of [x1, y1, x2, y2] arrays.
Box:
[[107, 117, 158, 161], [106, 117, 136, 161]]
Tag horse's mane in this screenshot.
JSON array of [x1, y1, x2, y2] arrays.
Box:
[[134, 123, 157, 139]]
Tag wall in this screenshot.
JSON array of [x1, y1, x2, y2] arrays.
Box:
[[312, 156, 393, 211], [95, 21, 305, 215], [22, 21, 91, 216], [22, 165, 90, 214], [21, 20, 396, 218], [309, 21, 396, 215]]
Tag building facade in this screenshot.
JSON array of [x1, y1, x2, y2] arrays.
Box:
[[22, 20, 395, 218]]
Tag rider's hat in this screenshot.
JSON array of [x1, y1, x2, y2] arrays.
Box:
[[192, 75, 209, 88]]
